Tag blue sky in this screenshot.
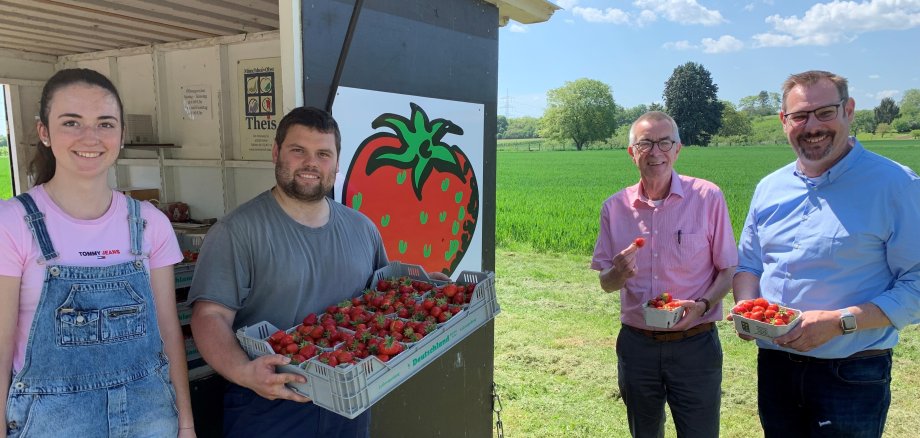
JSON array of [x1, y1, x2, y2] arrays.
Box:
[[497, 0, 920, 118]]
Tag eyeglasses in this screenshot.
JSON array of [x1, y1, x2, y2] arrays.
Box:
[[782, 100, 845, 126], [632, 140, 676, 153]]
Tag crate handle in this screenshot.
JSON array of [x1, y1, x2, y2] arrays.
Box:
[[258, 324, 270, 339]]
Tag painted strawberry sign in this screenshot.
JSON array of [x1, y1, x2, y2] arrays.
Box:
[[343, 103, 479, 276]]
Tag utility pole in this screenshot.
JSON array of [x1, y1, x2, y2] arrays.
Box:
[[501, 89, 513, 117]]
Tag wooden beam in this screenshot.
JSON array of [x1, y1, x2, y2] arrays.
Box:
[[0, 2, 205, 42]]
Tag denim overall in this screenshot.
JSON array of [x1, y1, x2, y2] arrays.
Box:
[[5, 193, 178, 437]]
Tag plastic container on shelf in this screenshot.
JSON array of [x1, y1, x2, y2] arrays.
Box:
[[174, 263, 196, 289]]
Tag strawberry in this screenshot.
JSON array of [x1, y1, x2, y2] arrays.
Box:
[[634, 237, 646, 248], [343, 103, 479, 275]]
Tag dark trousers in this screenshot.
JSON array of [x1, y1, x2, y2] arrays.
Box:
[[222, 383, 370, 438], [616, 325, 722, 438], [758, 348, 891, 438]]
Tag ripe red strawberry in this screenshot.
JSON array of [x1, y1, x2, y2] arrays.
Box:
[[344, 103, 479, 275]]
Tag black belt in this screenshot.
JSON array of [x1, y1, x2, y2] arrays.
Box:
[[766, 348, 892, 363], [624, 322, 715, 342]]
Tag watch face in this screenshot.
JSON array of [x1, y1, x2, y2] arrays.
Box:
[[841, 314, 857, 333]]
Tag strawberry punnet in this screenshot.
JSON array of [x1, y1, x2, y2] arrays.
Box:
[[344, 103, 479, 275]]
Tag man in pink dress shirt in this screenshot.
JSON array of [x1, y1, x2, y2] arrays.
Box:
[[591, 111, 738, 438]]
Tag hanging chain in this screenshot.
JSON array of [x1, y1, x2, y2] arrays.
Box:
[[492, 381, 504, 438]]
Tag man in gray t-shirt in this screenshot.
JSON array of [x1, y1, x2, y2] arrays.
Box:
[[188, 107, 386, 438], [188, 191, 386, 331]]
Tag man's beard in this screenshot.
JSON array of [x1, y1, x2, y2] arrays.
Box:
[[795, 130, 837, 162], [275, 166, 332, 202]]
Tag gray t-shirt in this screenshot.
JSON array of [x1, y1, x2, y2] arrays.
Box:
[[187, 190, 388, 330]]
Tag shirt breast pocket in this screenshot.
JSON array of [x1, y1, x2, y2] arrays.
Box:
[[57, 281, 147, 346], [673, 233, 710, 273]]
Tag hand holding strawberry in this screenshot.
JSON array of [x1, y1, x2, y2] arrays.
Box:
[[606, 238, 643, 287]]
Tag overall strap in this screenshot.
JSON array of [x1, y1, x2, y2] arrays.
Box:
[[126, 196, 147, 257], [14, 193, 59, 261]]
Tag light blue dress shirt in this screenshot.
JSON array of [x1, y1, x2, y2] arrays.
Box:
[[737, 138, 920, 358]]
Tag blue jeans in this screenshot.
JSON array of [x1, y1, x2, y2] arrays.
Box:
[[616, 325, 722, 438], [223, 384, 370, 437], [758, 348, 892, 438]]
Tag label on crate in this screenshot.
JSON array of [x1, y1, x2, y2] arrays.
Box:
[[373, 305, 486, 393], [177, 304, 192, 326]]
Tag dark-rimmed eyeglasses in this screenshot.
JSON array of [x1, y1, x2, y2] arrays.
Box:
[[782, 100, 845, 126], [632, 140, 676, 153]]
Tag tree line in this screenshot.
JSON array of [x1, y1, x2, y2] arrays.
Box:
[[497, 63, 920, 148]]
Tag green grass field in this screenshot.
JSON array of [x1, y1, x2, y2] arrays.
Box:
[[0, 149, 12, 200], [497, 140, 920, 255], [493, 140, 920, 437]]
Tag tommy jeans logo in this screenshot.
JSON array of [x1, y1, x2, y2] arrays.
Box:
[[78, 249, 121, 259]]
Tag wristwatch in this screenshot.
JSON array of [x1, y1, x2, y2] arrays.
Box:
[[695, 297, 711, 315], [839, 309, 857, 335]]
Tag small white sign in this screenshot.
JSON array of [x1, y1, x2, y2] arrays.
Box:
[[180, 85, 212, 120]]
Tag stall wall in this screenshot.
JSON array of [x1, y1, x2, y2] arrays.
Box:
[[301, 1, 499, 436]]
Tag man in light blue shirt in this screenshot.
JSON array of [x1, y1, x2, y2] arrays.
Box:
[[733, 70, 920, 437]]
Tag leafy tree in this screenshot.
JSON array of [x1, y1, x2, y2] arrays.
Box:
[[717, 101, 752, 137], [496, 115, 508, 139], [894, 90, 920, 133], [912, 129, 920, 140], [616, 104, 649, 128], [663, 62, 722, 146], [875, 122, 891, 137], [739, 91, 781, 116], [648, 102, 664, 112], [852, 110, 877, 135], [504, 116, 541, 139], [874, 97, 899, 125], [900, 89, 920, 118], [0, 135, 7, 149], [539, 78, 617, 151], [892, 116, 920, 133]]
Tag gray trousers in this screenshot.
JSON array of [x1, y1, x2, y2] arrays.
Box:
[[616, 324, 722, 438]]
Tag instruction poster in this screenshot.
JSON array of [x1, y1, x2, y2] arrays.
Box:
[[239, 57, 282, 160]]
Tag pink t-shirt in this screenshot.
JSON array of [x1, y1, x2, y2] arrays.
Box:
[[591, 171, 738, 330], [0, 185, 182, 373]]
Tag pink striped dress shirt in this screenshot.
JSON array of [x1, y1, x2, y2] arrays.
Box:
[[591, 171, 738, 330]]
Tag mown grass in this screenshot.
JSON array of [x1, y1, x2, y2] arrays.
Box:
[[0, 149, 12, 200], [494, 140, 920, 437]]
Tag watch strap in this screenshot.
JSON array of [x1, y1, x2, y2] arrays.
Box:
[[695, 297, 711, 315]]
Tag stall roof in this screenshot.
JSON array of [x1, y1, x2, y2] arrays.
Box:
[[0, 0, 558, 57]]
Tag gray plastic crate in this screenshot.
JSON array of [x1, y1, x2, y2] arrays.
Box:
[[174, 263, 196, 289], [235, 262, 499, 418]]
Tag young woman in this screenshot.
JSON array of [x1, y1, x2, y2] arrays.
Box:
[[0, 68, 195, 437]]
